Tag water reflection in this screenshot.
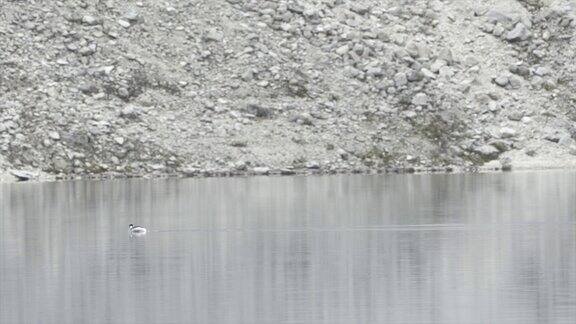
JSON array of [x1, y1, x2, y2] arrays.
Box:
[[1, 172, 576, 323]]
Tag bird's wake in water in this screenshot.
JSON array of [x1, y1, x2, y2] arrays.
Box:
[[145, 221, 576, 234]]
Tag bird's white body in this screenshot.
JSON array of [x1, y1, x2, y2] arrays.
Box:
[[129, 224, 147, 235]]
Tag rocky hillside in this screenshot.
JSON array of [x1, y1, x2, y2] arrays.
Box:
[[1, 0, 576, 180]]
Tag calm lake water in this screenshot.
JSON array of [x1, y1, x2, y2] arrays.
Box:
[[1, 172, 576, 323]]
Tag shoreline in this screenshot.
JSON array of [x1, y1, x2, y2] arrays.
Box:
[[3, 161, 576, 185]]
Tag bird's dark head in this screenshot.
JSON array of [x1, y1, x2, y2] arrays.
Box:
[[129, 224, 134, 229]]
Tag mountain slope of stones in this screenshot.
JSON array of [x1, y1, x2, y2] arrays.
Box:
[[1, 0, 575, 181]]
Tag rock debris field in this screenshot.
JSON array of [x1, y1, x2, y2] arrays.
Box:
[[1, 0, 576, 182]]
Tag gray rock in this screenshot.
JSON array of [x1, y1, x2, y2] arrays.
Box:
[[203, 100, 216, 110], [352, 43, 365, 56], [78, 83, 98, 95], [430, 60, 446, 73], [405, 42, 430, 60], [508, 75, 523, 89], [544, 132, 561, 143], [335, 45, 349, 55], [10, 170, 38, 181], [439, 66, 455, 78], [290, 113, 314, 126], [506, 23, 530, 41], [485, 9, 513, 24], [500, 157, 513, 171], [474, 144, 500, 160], [508, 112, 524, 121], [182, 167, 200, 176], [120, 105, 142, 119], [533, 66, 550, 76], [490, 140, 511, 152], [509, 65, 530, 77], [204, 29, 223, 42], [118, 19, 131, 28], [525, 147, 538, 157], [350, 4, 371, 15], [412, 93, 429, 106], [52, 156, 72, 173], [500, 127, 517, 139], [233, 161, 247, 171], [79, 44, 97, 56], [337, 148, 349, 160], [493, 24, 505, 37], [464, 56, 480, 67], [543, 79, 557, 91], [421, 68, 436, 79], [407, 70, 424, 82], [483, 23, 495, 34], [287, 3, 304, 14], [48, 131, 61, 140], [114, 137, 125, 145], [393, 72, 408, 87], [117, 87, 130, 99], [244, 103, 272, 118], [559, 135, 575, 147], [494, 75, 509, 87], [253, 167, 270, 175], [123, 8, 140, 22], [306, 161, 320, 169], [82, 15, 101, 26], [438, 48, 454, 65], [366, 67, 383, 78], [148, 163, 166, 171], [405, 111, 417, 119]]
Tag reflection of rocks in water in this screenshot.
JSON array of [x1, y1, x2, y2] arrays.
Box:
[[2, 173, 576, 322]]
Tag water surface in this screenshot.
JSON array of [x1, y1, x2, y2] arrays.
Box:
[[1, 172, 576, 323]]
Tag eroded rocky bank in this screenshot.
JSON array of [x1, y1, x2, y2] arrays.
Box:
[[1, 0, 576, 183]]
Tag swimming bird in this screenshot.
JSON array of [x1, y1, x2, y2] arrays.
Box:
[[129, 224, 147, 235]]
